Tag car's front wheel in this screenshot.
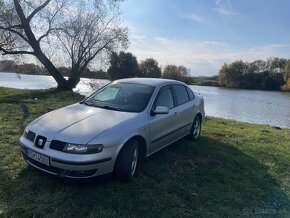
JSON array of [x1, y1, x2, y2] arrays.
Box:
[[115, 139, 139, 182], [187, 115, 202, 141]]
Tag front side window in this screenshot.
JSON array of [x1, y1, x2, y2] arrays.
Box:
[[172, 85, 190, 106], [155, 88, 174, 109], [85, 82, 154, 112]]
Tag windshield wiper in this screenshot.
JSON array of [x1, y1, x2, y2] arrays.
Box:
[[102, 105, 120, 111], [80, 101, 120, 111], [79, 101, 94, 107]]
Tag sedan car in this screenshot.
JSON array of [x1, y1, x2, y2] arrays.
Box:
[[20, 78, 205, 182]]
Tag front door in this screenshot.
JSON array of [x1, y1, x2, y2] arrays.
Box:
[[149, 86, 179, 154]]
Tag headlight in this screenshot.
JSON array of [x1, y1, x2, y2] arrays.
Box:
[[23, 129, 28, 137], [63, 143, 103, 154]]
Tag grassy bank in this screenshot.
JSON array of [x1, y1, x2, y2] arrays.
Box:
[[0, 87, 289, 217], [191, 76, 220, 87]]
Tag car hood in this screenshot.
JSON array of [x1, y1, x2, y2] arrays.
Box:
[[28, 103, 137, 144]]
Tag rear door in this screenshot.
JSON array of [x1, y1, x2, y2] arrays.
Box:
[[171, 84, 197, 138], [149, 86, 180, 154]]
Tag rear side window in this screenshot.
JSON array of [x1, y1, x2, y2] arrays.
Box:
[[172, 85, 189, 106], [186, 87, 194, 100]]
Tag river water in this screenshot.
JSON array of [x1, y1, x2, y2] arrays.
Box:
[[192, 85, 290, 128], [1, 72, 290, 128]]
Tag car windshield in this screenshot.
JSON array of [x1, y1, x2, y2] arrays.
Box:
[[84, 82, 155, 112]]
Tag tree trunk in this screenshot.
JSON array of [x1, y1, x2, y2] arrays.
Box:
[[65, 65, 81, 89], [35, 49, 72, 90], [67, 76, 80, 89]]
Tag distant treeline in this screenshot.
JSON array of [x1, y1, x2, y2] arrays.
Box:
[[219, 58, 290, 91], [0, 60, 109, 79]]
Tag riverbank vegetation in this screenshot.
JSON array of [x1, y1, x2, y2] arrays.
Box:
[[219, 58, 290, 91], [191, 75, 220, 87], [191, 57, 290, 91], [0, 87, 289, 217]]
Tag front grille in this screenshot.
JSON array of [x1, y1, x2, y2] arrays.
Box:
[[50, 140, 66, 151], [26, 131, 36, 142]]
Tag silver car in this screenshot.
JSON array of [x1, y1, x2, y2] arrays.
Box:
[[20, 78, 205, 182]]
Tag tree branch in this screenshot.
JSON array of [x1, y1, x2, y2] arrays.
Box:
[[0, 47, 34, 55], [38, 0, 67, 43], [27, 0, 51, 22], [38, 27, 61, 42], [79, 39, 114, 75], [0, 25, 29, 42]]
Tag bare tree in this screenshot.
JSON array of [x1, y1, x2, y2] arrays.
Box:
[[0, 0, 128, 89]]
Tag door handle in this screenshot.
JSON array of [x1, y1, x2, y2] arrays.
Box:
[[174, 111, 178, 116]]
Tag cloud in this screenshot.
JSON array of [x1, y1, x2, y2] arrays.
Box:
[[213, 0, 238, 16], [130, 34, 147, 44], [179, 13, 204, 23], [127, 35, 290, 76]]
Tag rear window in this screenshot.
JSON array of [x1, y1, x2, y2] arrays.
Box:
[[186, 87, 194, 100], [172, 85, 189, 106]]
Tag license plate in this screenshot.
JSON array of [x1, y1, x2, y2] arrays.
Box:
[[26, 149, 50, 166]]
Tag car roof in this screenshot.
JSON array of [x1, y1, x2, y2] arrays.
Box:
[[114, 78, 186, 87]]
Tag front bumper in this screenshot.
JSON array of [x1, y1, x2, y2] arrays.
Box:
[[20, 136, 119, 179]]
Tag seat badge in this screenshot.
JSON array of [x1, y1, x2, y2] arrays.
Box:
[[38, 138, 44, 146], [35, 135, 47, 149]]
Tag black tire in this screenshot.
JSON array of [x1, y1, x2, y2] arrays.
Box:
[[115, 139, 139, 182], [187, 115, 202, 141]]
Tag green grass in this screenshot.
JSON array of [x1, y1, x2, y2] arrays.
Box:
[[0, 87, 289, 218], [191, 77, 203, 85]]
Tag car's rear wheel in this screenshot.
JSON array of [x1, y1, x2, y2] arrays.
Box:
[[187, 115, 202, 141], [115, 139, 139, 182]]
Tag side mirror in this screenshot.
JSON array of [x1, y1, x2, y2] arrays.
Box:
[[151, 106, 169, 115]]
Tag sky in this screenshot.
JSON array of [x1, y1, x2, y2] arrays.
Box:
[[121, 0, 290, 76]]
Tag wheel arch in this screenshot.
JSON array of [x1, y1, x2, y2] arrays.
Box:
[[114, 135, 147, 167], [127, 135, 147, 161], [195, 112, 203, 121]]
